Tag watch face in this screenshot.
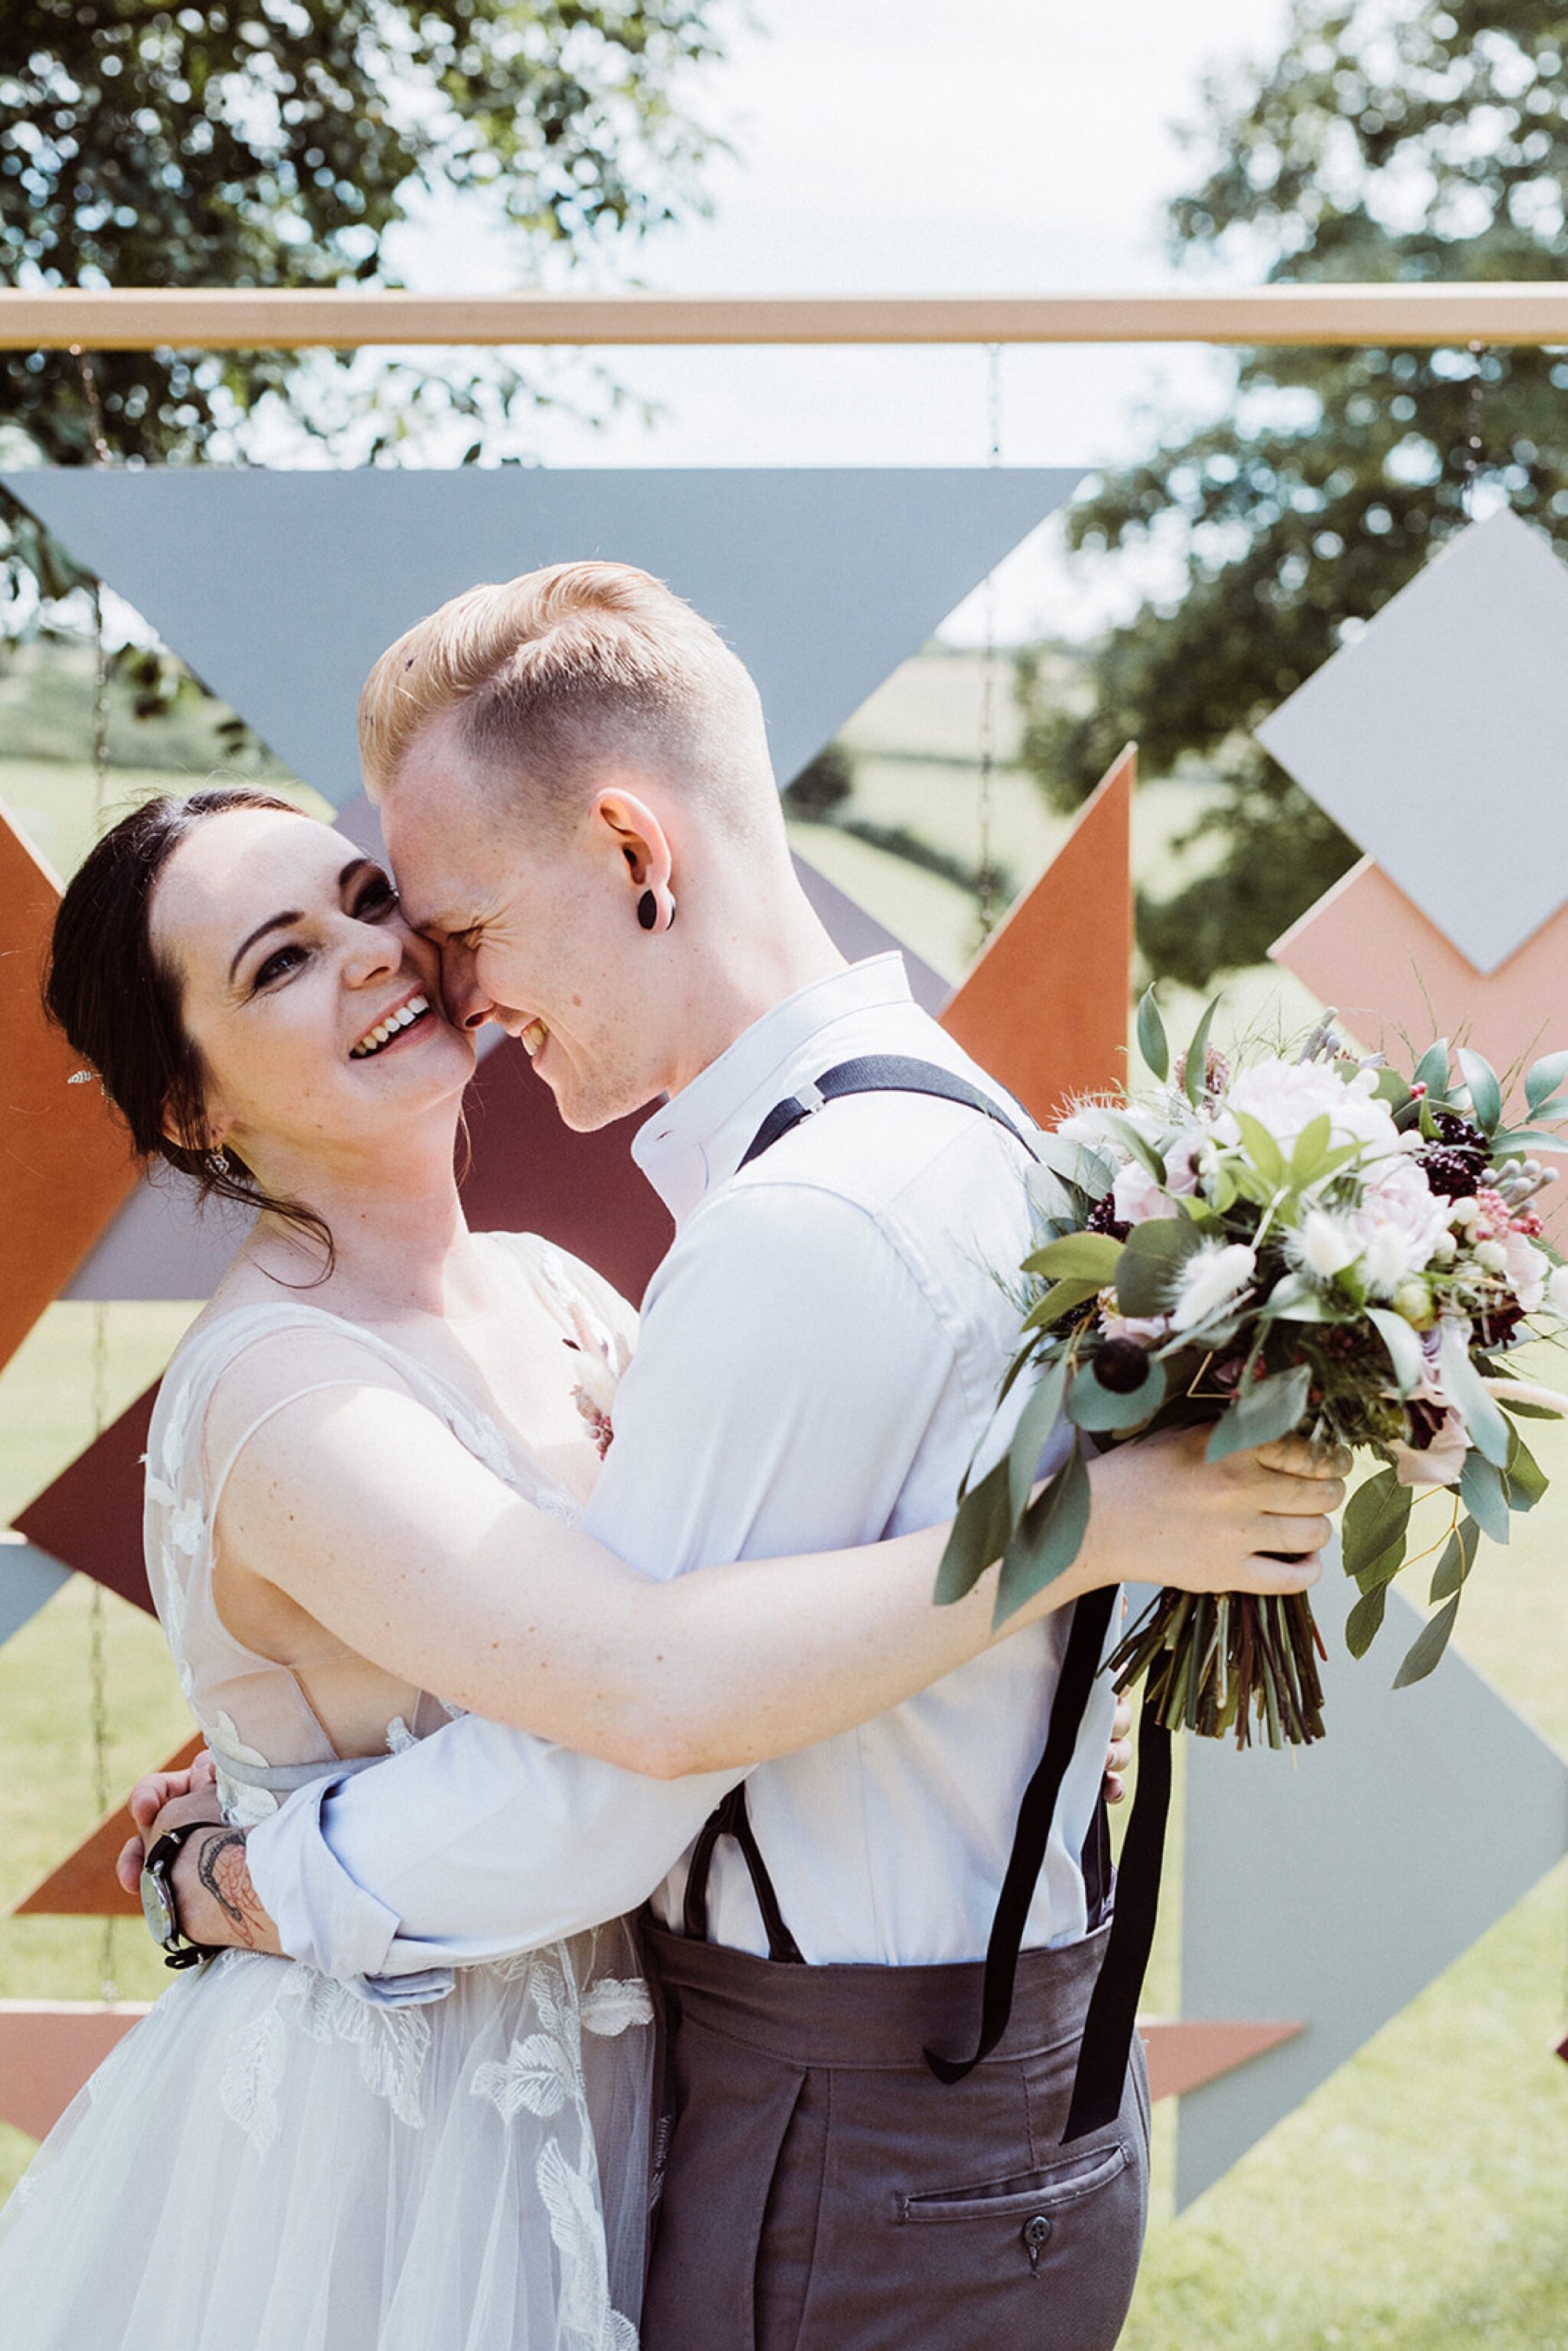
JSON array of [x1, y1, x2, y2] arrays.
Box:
[[141, 1864, 176, 1947]]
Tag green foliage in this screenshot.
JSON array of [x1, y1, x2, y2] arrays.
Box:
[[1018, 0, 1568, 985], [0, 0, 727, 610], [781, 740, 854, 820]]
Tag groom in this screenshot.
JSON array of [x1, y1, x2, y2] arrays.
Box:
[[143, 561, 1337, 2348]]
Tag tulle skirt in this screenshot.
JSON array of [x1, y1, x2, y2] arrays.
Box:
[[0, 1927, 653, 2351]]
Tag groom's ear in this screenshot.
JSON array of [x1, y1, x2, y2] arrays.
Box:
[[593, 788, 675, 902]]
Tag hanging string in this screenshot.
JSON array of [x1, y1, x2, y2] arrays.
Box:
[[975, 341, 1004, 940], [74, 341, 119, 2005], [1463, 338, 1486, 523]]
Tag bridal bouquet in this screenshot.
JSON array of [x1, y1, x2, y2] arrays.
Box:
[[937, 998, 1568, 1748]]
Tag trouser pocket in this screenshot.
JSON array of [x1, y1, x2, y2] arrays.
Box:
[[895, 2135, 1145, 2351]]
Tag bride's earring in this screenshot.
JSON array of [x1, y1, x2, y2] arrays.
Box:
[[637, 887, 677, 934], [205, 1148, 230, 1178]]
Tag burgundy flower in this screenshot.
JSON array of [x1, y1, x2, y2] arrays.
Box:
[[1091, 1337, 1153, 1393]]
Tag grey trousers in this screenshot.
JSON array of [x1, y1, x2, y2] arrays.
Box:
[[639, 1919, 1151, 2351]]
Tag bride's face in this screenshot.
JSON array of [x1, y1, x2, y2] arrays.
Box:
[[151, 807, 475, 1175]]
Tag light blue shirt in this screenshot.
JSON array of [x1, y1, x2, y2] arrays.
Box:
[[246, 956, 1116, 1984]]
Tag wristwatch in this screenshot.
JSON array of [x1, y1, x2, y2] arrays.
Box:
[[139, 1822, 225, 1971]]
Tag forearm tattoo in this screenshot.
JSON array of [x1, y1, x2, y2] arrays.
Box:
[[193, 1827, 268, 1948]]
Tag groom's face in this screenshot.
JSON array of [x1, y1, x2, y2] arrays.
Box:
[[380, 718, 664, 1132]]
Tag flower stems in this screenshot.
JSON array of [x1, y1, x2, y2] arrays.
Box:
[[1108, 1589, 1327, 1748]]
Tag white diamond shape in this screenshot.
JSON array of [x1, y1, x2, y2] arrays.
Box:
[[1256, 509, 1568, 972]]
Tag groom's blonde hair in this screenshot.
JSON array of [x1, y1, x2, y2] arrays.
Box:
[[358, 560, 778, 838]]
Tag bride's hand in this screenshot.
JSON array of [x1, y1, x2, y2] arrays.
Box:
[[114, 1750, 217, 1894]]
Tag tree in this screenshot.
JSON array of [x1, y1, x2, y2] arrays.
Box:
[[1019, 0, 1568, 988]]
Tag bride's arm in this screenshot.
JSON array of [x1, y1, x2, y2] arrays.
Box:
[[210, 1335, 1330, 1779]]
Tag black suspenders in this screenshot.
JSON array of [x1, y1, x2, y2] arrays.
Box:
[[684, 1053, 1160, 2144]]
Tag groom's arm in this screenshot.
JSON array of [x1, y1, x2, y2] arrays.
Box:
[[208, 1187, 943, 1980]]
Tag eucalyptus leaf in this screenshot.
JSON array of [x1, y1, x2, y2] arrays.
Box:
[[993, 1445, 1092, 1630], [934, 1457, 1011, 1605], [1066, 1356, 1168, 1432], [1008, 1358, 1070, 1529], [1438, 1320, 1512, 1468], [1505, 1423, 1550, 1512], [1184, 996, 1221, 1108], [1366, 1304, 1425, 1398], [1414, 1040, 1452, 1097], [1024, 1233, 1125, 1284], [1102, 1112, 1167, 1184], [1341, 1467, 1411, 1579], [1206, 1360, 1313, 1461], [1393, 1594, 1462, 1688], [1458, 1451, 1511, 1543], [1233, 1110, 1287, 1190], [1263, 1274, 1334, 1322], [1345, 1582, 1390, 1659], [1526, 1049, 1568, 1110], [1429, 1516, 1481, 1604], [1022, 1278, 1103, 1331], [1456, 1048, 1503, 1135], [1137, 984, 1170, 1082], [1518, 1092, 1568, 1126], [1356, 1533, 1410, 1595], [1116, 1216, 1207, 1318]]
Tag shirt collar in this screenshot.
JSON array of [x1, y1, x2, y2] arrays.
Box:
[[632, 955, 916, 1225]]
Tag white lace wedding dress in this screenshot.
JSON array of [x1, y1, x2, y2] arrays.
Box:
[[0, 1234, 652, 2351]]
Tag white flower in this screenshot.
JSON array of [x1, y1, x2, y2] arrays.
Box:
[[1494, 1233, 1550, 1314], [1169, 1242, 1256, 1332], [1217, 1057, 1402, 1161], [1547, 1264, 1568, 1320], [1475, 1239, 1508, 1275], [1292, 1208, 1361, 1279], [1344, 1159, 1452, 1298], [1111, 1161, 1181, 1226]]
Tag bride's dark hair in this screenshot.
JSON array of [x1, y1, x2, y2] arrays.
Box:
[[46, 788, 335, 1271]]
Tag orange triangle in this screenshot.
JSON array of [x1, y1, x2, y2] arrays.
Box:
[[0, 2000, 151, 2142], [14, 1733, 203, 1918], [1140, 2016, 1304, 2101], [0, 800, 139, 1375], [939, 745, 1134, 1123]]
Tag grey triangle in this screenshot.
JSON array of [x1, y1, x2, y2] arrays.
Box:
[[3, 466, 1083, 808], [0, 1535, 70, 1649], [1172, 1556, 1568, 2208]]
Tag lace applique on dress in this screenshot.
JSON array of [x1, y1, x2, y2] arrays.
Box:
[[472, 1948, 652, 2351]]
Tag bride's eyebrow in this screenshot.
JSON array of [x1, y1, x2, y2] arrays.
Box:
[[227, 859, 371, 982]]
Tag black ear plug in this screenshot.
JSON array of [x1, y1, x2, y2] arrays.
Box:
[[638, 890, 658, 930]]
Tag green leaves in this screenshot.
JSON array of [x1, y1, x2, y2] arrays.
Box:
[[1458, 1452, 1511, 1544], [1526, 1050, 1568, 1113], [1414, 1040, 1452, 1099], [994, 1447, 1092, 1630], [1008, 1360, 1070, 1527], [1024, 1233, 1125, 1284], [1342, 1466, 1412, 1582], [1456, 1048, 1503, 1136], [1394, 1596, 1462, 1689], [1184, 997, 1221, 1108], [1346, 1582, 1390, 1660], [1365, 1304, 1425, 1398], [1429, 1516, 1481, 1605], [1137, 985, 1170, 1082], [935, 1458, 1013, 1606], [1206, 1360, 1312, 1461], [1022, 1280, 1104, 1333], [1437, 1321, 1511, 1468], [1116, 1216, 1207, 1317]]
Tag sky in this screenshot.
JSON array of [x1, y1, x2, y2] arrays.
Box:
[[387, 0, 1292, 642]]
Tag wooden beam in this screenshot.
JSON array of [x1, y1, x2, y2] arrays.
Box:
[[4, 285, 1568, 351]]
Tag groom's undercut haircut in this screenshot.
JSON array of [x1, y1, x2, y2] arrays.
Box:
[[358, 560, 780, 841]]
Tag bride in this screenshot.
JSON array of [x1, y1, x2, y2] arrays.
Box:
[[0, 789, 1335, 2351], [0, 786, 1176, 2351]]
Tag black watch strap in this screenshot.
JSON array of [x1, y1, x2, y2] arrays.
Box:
[[142, 1820, 227, 1971]]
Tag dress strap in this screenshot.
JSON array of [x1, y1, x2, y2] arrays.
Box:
[[207, 1379, 400, 1523]]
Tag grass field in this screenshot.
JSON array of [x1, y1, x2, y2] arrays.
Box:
[[3, 642, 1568, 2341]]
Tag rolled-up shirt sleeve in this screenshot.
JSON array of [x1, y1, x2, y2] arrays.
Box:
[[249, 1720, 735, 1997]]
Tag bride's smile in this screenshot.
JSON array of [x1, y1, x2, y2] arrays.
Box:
[[149, 805, 476, 1184]]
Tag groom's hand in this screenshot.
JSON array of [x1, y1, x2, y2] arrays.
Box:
[[1083, 1424, 1348, 1598]]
